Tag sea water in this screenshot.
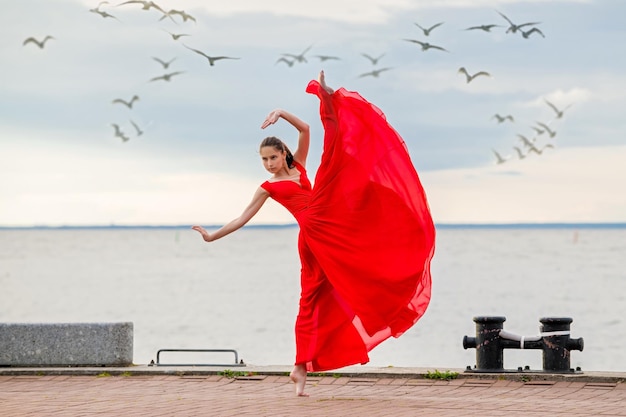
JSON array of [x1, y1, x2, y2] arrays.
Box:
[[1, 225, 624, 371]]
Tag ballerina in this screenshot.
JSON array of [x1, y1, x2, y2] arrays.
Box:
[[192, 71, 434, 397]]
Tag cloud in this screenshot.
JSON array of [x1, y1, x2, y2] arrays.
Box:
[[421, 145, 626, 223]]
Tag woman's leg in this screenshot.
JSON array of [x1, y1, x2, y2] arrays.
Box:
[[290, 363, 309, 397]]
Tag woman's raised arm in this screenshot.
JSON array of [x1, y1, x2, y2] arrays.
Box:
[[261, 109, 310, 167]]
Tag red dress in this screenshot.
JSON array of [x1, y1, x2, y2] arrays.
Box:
[[260, 80, 436, 372]]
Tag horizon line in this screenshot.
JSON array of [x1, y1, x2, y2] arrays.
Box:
[[1, 222, 626, 230]]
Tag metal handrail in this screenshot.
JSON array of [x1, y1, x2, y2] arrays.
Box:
[[154, 348, 245, 367]]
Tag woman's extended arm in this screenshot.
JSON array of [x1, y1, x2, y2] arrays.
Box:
[[261, 109, 310, 167], [191, 186, 270, 242]]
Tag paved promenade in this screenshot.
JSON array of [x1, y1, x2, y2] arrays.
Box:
[[1, 366, 625, 416]]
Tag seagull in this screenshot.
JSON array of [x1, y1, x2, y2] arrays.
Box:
[[160, 9, 196, 23], [536, 122, 557, 138], [458, 67, 491, 83], [90, 8, 120, 20], [130, 120, 144, 136], [465, 24, 502, 32], [183, 45, 240, 66], [358, 67, 393, 78], [513, 146, 527, 159], [492, 149, 508, 164], [496, 10, 540, 34], [531, 126, 545, 135], [492, 114, 514, 123], [152, 56, 176, 69], [111, 123, 130, 142], [313, 55, 341, 62], [544, 99, 572, 119], [521, 27, 545, 38], [275, 57, 295, 67], [361, 53, 385, 65], [517, 134, 535, 148], [528, 143, 555, 155], [112, 95, 140, 109], [414, 21, 444, 36], [117, 0, 166, 14], [23, 36, 55, 49], [403, 39, 448, 52], [89, 1, 120, 20], [149, 71, 185, 82], [282, 45, 313, 63], [162, 29, 190, 40]]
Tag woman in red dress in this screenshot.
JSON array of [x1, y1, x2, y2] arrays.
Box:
[[192, 71, 435, 396]]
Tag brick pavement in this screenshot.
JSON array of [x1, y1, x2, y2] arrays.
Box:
[[1, 372, 626, 416]]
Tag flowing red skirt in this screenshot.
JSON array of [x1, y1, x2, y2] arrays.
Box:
[[283, 80, 436, 372]]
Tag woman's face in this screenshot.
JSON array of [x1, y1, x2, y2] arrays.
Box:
[[260, 146, 286, 174]]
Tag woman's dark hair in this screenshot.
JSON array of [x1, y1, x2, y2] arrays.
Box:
[[260, 136, 294, 168]]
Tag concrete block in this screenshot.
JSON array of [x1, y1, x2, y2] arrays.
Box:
[[0, 322, 133, 367]]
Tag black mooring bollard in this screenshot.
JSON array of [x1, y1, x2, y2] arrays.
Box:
[[462, 316, 507, 371], [540, 317, 584, 372], [463, 315, 584, 373]]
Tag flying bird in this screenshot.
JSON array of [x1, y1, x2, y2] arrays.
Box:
[[527, 143, 555, 155], [414, 21, 444, 36], [492, 114, 514, 123], [89, 1, 120, 20], [403, 39, 448, 52], [521, 27, 545, 38], [149, 71, 185, 82], [117, 0, 166, 14], [112, 95, 140, 109], [465, 24, 502, 32], [160, 9, 196, 23], [458, 67, 491, 83], [531, 125, 545, 135], [282, 45, 313, 63], [536, 122, 557, 138], [517, 134, 535, 148], [130, 120, 144, 136], [162, 29, 189, 40], [275, 57, 295, 67], [492, 149, 509, 164], [23, 36, 55, 49], [513, 146, 527, 159], [183, 45, 240, 66], [111, 123, 130, 142], [361, 53, 385, 65], [544, 99, 572, 119], [313, 55, 340, 62], [152, 56, 176, 69], [496, 10, 540, 34], [358, 67, 393, 78]]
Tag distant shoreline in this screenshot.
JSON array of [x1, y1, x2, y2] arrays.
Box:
[[1, 223, 626, 230]]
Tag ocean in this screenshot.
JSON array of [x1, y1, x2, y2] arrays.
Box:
[[1, 224, 625, 372]]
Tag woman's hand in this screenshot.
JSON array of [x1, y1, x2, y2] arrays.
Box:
[[261, 109, 282, 129], [191, 225, 213, 242]]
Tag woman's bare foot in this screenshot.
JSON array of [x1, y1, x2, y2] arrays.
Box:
[[290, 364, 309, 397], [318, 70, 334, 94]]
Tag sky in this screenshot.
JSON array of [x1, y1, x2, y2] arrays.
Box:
[[1, 0, 625, 226]]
